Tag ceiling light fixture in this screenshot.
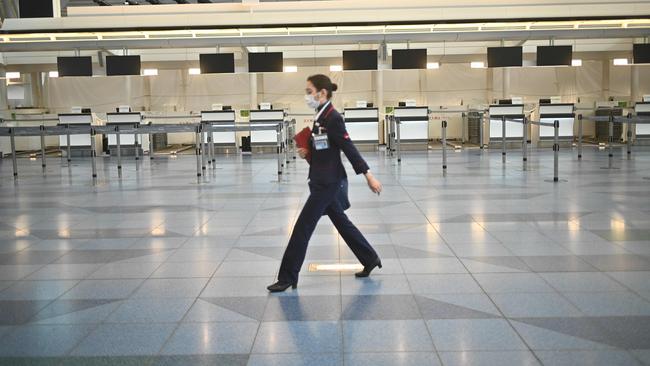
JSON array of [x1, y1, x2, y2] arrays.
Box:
[[613, 58, 629, 66]]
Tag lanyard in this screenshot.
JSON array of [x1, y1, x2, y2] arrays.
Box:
[[312, 101, 332, 150], [314, 101, 331, 125]]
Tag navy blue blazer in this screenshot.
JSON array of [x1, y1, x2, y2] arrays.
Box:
[[308, 103, 370, 184]]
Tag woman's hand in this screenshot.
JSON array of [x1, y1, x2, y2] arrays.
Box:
[[364, 171, 382, 195], [297, 148, 309, 159]]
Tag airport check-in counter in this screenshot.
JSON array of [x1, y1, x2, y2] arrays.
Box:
[[538, 104, 575, 141], [201, 110, 237, 145], [343, 108, 380, 143], [635, 102, 650, 138], [489, 104, 525, 141], [106, 112, 141, 146], [393, 107, 429, 142], [249, 110, 285, 145], [58, 113, 102, 157]]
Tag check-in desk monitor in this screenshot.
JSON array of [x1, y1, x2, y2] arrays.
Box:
[[539, 104, 575, 139], [489, 104, 524, 140], [106, 112, 141, 146], [393, 107, 429, 141], [201, 110, 237, 144], [343, 108, 379, 143], [249, 110, 283, 144], [58, 113, 93, 146], [635, 102, 650, 137]]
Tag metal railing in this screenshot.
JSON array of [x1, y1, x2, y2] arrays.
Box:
[[0, 120, 289, 183]]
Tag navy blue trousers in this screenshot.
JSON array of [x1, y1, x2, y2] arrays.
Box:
[[278, 179, 379, 284]]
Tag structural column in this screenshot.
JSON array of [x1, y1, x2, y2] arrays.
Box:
[[630, 64, 640, 142], [52, 0, 61, 17], [247, 73, 258, 152], [126, 75, 132, 106], [502, 68, 512, 148], [631, 65, 640, 104], [0, 64, 8, 112], [0, 64, 9, 157], [484, 68, 494, 148], [30, 72, 43, 108], [375, 69, 384, 144], [249, 73, 258, 110], [502, 68, 511, 100], [486, 68, 494, 103], [602, 60, 610, 101]]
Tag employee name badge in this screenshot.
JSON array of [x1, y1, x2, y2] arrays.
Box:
[[313, 133, 330, 151]]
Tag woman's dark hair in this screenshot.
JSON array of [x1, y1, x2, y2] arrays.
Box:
[[307, 74, 338, 99]]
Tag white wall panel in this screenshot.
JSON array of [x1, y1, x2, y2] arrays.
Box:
[[39, 60, 650, 146]]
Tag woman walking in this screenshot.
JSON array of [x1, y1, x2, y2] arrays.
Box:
[[267, 74, 383, 293]]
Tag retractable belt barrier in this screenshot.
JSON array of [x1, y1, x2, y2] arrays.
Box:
[[388, 111, 650, 182], [0, 121, 287, 182], [503, 117, 562, 182], [583, 114, 650, 169], [393, 113, 564, 182], [390, 116, 449, 172]]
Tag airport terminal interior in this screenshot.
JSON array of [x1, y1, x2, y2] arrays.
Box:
[[0, 0, 650, 365]]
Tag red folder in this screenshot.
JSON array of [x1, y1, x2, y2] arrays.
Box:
[[294, 127, 312, 161]]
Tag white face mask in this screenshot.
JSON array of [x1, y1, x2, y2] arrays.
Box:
[[305, 93, 321, 109]]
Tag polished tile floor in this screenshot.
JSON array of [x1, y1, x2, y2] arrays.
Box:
[[0, 145, 649, 366]]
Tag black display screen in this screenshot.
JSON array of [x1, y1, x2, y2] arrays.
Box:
[[19, 0, 53, 18], [537, 46, 572, 66], [248, 52, 283, 73], [487, 47, 523, 68], [392, 49, 427, 69], [633, 44, 650, 64], [200, 53, 235, 73], [343, 50, 378, 70], [57, 56, 93, 77], [106, 55, 141, 76]]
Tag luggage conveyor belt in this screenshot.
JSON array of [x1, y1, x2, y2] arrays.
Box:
[[6, 148, 61, 158], [0, 121, 289, 182]]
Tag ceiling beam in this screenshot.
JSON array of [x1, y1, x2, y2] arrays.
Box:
[[1, 27, 648, 52], [4, 0, 650, 33]]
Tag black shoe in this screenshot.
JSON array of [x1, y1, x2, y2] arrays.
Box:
[[267, 281, 297, 293], [355, 259, 382, 278]]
